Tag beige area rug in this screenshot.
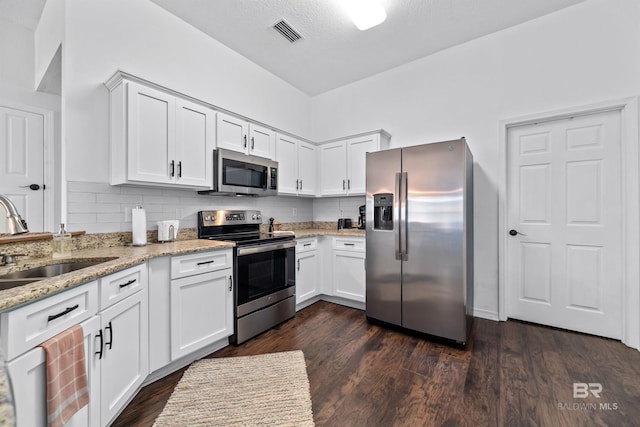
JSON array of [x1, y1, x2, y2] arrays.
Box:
[[153, 350, 314, 426]]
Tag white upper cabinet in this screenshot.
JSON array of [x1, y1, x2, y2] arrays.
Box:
[[346, 134, 379, 195], [319, 141, 348, 196], [216, 112, 275, 159], [108, 77, 214, 189], [319, 131, 390, 196], [125, 83, 175, 185], [275, 134, 317, 196], [175, 99, 215, 187], [298, 141, 317, 196]]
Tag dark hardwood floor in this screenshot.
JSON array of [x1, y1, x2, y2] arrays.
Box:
[[114, 301, 640, 427]]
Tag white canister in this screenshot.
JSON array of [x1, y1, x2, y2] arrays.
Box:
[[132, 205, 147, 246]]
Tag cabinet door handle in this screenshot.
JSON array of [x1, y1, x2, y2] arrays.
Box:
[[243, 135, 247, 149], [47, 304, 79, 322], [197, 260, 215, 266], [251, 136, 255, 150], [169, 160, 175, 177], [297, 259, 300, 271], [343, 179, 346, 190], [300, 180, 303, 191], [229, 275, 233, 292], [95, 329, 104, 360], [119, 278, 136, 288], [105, 321, 113, 350], [296, 179, 299, 190], [178, 161, 182, 178], [347, 179, 351, 190]]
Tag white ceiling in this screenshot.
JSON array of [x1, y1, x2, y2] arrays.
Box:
[[0, 0, 46, 30], [2, 0, 587, 95], [150, 0, 586, 95]]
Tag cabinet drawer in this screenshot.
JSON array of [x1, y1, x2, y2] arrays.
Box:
[[333, 237, 365, 252], [171, 250, 232, 279], [296, 238, 317, 253], [0, 280, 98, 360], [99, 263, 147, 310]]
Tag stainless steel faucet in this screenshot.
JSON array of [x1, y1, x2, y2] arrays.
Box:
[[0, 194, 29, 234]]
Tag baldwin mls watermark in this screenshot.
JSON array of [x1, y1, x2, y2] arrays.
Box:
[[558, 383, 619, 411]]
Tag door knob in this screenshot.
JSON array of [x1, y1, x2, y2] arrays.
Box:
[[21, 184, 40, 190], [509, 229, 526, 236]]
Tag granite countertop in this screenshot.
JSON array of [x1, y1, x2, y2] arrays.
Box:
[[0, 226, 363, 312], [0, 240, 234, 312], [294, 228, 365, 238]]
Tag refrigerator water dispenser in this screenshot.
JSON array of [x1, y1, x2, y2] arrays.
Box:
[[373, 193, 394, 230]]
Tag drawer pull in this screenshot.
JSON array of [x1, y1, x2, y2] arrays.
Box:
[[343, 243, 355, 246], [197, 260, 215, 266], [119, 278, 136, 288], [47, 304, 79, 322], [105, 321, 113, 350], [229, 275, 233, 292], [303, 243, 311, 247]]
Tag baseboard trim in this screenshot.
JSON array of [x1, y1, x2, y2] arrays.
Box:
[[473, 308, 500, 321], [143, 337, 229, 385]]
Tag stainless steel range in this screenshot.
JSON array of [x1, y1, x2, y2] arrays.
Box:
[[197, 210, 296, 344]]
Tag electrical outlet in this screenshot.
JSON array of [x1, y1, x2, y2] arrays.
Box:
[[292, 208, 297, 217]]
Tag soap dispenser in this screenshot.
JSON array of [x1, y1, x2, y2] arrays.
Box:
[[52, 223, 72, 258]]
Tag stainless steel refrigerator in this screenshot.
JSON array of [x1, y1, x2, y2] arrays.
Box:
[[365, 138, 473, 345]]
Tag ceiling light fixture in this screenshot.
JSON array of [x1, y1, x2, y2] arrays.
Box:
[[339, 0, 387, 31]]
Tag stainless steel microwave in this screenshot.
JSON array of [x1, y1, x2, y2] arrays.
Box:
[[201, 148, 278, 196]]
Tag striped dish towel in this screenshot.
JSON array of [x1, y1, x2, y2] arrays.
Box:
[[39, 325, 89, 427]]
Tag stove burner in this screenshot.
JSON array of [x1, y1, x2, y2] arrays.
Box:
[[197, 210, 294, 245]]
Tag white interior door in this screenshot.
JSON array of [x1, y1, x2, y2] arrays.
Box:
[[0, 106, 45, 233], [507, 110, 622, 339]]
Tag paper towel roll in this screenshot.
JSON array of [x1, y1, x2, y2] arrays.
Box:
[[132, 205, 147, 246]]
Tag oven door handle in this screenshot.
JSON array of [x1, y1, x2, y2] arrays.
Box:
[[236, 240, 296, 256]]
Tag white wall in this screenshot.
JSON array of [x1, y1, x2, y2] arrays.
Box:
[[63, 0, 312, 184], [0, 17, 60, 109], [0, 15, 62, 233], [310, 0, 640, 317], [35, 0, 64, 87]]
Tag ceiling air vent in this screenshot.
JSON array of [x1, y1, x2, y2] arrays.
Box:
[[273, 19, 303, 43]]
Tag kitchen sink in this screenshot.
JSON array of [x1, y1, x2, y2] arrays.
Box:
[[0, 278, 42, 291], [0, 258, 118, 290]]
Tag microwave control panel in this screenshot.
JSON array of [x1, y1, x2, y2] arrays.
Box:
[[270, 167, 278, 190]]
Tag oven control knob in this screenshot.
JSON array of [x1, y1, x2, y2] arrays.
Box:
[[257, 214, 262, 221], [204, 215, 211, 221]]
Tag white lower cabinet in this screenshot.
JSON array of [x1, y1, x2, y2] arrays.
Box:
[[331, 237, 366, 303], [295, 238, 318, 305], [6, 315, 100, 427], [170, 268, 233, 360], [149, 249, 234, 371], [97, 287, 148, 426]]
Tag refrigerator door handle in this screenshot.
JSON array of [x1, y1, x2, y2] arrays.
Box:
[[395, 172, 402, 260], [400, 171, 408, 261]]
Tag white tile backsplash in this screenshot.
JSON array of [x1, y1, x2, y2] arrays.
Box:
[[66, 181, 319, 233], [312, 196, 365, 222]]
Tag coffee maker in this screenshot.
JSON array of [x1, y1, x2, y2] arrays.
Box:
[[357, 205, 366, 229]]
